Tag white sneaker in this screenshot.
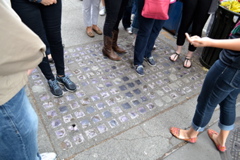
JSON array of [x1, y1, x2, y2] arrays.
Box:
[[126, 27, 133, 34], [40, 152, 57, 160], [99, 7, 105, 16], [153, 45, 157, 50]]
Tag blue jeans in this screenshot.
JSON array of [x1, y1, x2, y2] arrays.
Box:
[[131, 0, 139, 34], [133, 0, 166, 65], [192, 60, 240, 132], [11, 0, 64, 80], [122, 0, 133, 29], [0, 88, 40, 160]]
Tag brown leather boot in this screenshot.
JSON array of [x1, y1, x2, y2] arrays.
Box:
[[102, 36, 121, 61], [112, 30, 126, 53]]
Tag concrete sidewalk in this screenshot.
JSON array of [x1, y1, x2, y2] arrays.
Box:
[[26, 0, 240, 160]]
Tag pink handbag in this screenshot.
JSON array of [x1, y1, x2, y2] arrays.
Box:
[[141, 0, 175, 20]]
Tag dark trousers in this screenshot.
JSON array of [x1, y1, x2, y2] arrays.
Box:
[[104, 0, 128, 37], [133, 0, 165, 65], [11, 0, 64, 80], [122, 0, 133, 30], [177, 0, 212, 52]]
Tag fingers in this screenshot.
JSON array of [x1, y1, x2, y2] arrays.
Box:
[[41, 0, 57, 6], [185, 33, 191, 43]]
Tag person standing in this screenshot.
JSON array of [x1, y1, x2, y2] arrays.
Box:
[[133, 0, 166, 76], [102, 0, 128, 61], [83, 0, 103, 38], [169, 0, 216, 68], [170, 26, 240, 152], [0, 1, 56, 159], [11, 0, 77, 97]]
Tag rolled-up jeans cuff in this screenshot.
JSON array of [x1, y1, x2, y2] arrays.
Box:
[[191, 122, 205, 132], [218, 122, 234, 131]]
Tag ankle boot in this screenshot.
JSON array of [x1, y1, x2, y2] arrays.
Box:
[[102, 36, 121, 61], [112, 30, 126, 53]]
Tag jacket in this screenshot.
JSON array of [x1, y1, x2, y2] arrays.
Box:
[[0, 0, 45, 105]]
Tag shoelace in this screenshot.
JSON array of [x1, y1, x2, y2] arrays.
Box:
[[61, 76, 73, 84], [50, 80, 59, 89]]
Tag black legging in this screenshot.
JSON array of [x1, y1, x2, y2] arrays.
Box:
[[104, 0, 128, 37], [11, 0, 64, 80], [177, 0, 212, 52]]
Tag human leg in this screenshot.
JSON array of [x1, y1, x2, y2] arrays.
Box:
[[41, 0, 76, 92], [169, 0, 198, 63], [102, 0, 122, 60], [183, 0, 211, 68], [133, 0, 155, 66], [189, 0, 211, 52], [11, 0, 55, 80], [11, 0, 63, 97], [112, 0, 128, 53], [171, 60, 240, 145], [144, 19, 165, 59], [122, 0, 133, 30], [92, 0, 102, 35], [176, 0, 197, 47], [83, 0, 95, 37], [207, 87, 240, 151], [103, 0, 121, 37], [0, 88, 40, 160]]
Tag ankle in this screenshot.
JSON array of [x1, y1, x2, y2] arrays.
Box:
[[86, 26, 92, 31], [215, 136, 226, 146], [187, 128, 199, 138], [186, 51, 193, 59]]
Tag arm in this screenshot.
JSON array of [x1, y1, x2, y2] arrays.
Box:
[[29, 0, 57, 6], [185, 33, 240, 51], [0, 2, 45, 76]]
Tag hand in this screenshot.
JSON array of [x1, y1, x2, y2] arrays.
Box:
[[185, 33, 211, 47], [27, 69, 34, 75], [41, 0, 57, 6]]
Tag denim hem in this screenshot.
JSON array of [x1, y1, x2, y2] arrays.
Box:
[[218, 122, 234, 131], [191, 122, 205, 132]]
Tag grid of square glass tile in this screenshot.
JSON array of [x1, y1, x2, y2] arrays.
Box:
[[29, 38, 206, 153]]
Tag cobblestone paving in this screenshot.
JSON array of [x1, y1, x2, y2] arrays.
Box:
[[28, 36, 207, 159]]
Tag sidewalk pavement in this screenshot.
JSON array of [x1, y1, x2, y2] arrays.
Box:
[[26, 0, 240, 160]]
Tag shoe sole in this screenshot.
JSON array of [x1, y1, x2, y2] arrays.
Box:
[[51, 91, 63, 98]]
